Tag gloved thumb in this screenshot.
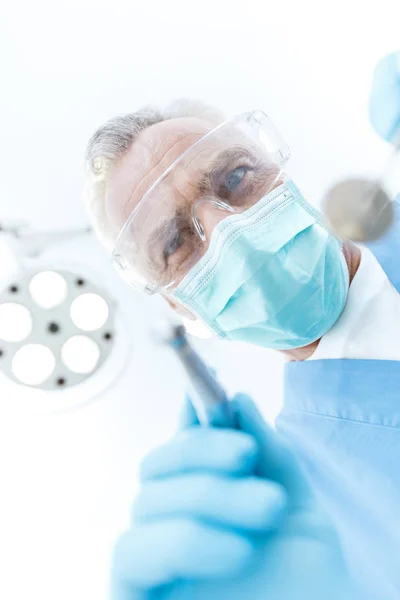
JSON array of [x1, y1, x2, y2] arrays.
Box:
[[178, 394, 201, 430], [232, 393, 313, 507]]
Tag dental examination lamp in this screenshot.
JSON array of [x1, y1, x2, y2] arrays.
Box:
[[0, 222, 131, 413]]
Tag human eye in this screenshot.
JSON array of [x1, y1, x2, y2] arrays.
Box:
[[223, 166, 249, 193], [216, 157, 280, 208], [216, 160, 266, 207], [163, 228, 186, 263], [158, 219, 200, 286], [160, 216, 196, 272]]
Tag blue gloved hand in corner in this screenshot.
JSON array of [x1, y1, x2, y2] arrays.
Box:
[[369, 51, 400, 143], [111, 395, 357, 599]]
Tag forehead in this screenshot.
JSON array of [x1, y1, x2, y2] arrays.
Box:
[[105, 116, 251, 232], [105, 117, 217, 231]]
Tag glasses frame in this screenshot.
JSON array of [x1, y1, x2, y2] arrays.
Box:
[[112, 110, 290, 294]]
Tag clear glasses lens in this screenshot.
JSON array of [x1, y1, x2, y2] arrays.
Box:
[[112, 111, 290, 293]]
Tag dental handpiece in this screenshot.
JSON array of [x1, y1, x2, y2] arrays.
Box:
[[157, 323, 236, 428]]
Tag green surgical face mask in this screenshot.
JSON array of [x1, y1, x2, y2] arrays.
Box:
[[172, 181, 349, 350]]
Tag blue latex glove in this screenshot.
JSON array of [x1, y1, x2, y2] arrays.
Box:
[[369, 51, 400, 143], [112, 395, 357, 599]]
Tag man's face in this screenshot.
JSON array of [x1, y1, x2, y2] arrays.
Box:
[[106, 116, 282, 293], [103, 114, 357, 356]]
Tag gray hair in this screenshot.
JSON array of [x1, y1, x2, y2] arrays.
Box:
[[84, 99, 226, 251]]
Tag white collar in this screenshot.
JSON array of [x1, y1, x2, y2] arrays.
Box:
[[308, 245, 400, 361]]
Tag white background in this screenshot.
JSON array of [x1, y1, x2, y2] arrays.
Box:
[[0, 1, 399, 598]]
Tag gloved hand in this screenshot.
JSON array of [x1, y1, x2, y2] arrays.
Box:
[[369, 51, 400, 143], [111, 395, 356, 600]]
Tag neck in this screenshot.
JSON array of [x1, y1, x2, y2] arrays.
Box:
[[281, 241, 362, 362]]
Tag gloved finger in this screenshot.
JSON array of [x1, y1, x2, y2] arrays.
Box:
[[140, 427, 258, 481], [178, 395, 200, 430], [232, 394, 312, 506], [369, 51, 400, 143], [133, 473, 287, 532], [112, 518, 253, 589], [110, 579, 149, 600]]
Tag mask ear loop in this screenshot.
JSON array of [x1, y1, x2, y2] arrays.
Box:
[[191, 197, 238, 242]]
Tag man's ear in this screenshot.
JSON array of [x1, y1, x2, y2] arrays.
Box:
[[163, 295, 197, 320]]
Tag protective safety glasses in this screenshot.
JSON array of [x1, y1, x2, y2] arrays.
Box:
[[112, 110, 290, 293]]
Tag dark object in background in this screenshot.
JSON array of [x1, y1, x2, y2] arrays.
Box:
[[322, 178, 394, 242]]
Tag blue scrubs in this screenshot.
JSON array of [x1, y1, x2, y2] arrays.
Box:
[[276, 200, 400, 600]]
